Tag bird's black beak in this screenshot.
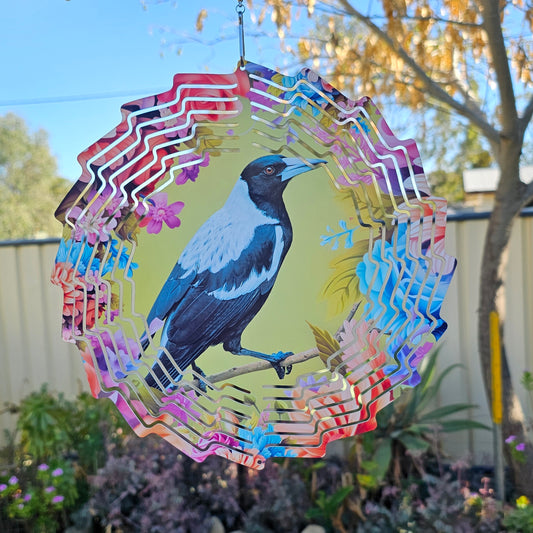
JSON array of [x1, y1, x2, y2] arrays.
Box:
[[280, 157, 327, 182]]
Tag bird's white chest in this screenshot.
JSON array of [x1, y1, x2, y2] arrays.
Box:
[[179, 179, 278, 275]]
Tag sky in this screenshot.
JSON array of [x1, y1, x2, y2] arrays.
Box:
[[0, 0, 291, 181], [4, 1, 529, 183]]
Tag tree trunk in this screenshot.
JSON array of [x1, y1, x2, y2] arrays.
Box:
[[478, 138, 533, 499]]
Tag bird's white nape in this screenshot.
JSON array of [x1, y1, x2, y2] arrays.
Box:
[[178, 179, 277, 276]]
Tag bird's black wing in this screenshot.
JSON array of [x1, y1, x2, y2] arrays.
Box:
[[144, 262, 196, 332], [163, 223, 288, 365]]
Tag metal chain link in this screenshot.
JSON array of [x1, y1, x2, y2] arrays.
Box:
[[236, 0, 246, 67]]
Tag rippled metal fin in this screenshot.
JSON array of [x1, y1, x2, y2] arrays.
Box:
[[51, 62, 456, 469]]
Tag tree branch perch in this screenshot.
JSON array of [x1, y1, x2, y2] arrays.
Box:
[[190, 303, 360, 387]]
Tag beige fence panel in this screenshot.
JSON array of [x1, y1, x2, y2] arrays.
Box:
[[439, 213, 533, 463], [0, 240, 85, 444], [0, 214, 532, 460]]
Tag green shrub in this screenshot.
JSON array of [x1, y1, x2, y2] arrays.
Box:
[[0, 385, 130, 531], [503, 496, 533, 532], [0, 461, 77, 532]]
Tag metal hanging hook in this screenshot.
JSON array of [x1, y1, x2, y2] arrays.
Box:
[[236, 0, 246, 67]]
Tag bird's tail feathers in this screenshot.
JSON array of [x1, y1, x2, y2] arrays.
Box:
[[145, 352, 184, 392]]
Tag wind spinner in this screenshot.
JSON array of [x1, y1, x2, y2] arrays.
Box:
[[52, 2, 456, 469]]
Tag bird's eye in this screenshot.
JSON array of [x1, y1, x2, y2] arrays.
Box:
[[264, 166, 275, 175]]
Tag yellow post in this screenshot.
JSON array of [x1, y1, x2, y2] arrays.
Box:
[[490, 310, 502, 424], [489, 310, 504, 501]]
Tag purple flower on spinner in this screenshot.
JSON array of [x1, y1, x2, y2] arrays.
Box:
[[45, 486, 55, 493], [52, 495, 64, 504], [206, 431, 240, 448], [505, 435, 517, 444], [0, 484, 7, 492], [89, 331, 139, 377], [247, 81, 276, 111], [82, 270, 105, 294], [516, 442, 526, 452], [311, 123, 336, 146], [37, 463, 49, 471], [69, 205, 118, 245], [291, 374, 328, 394], [8, 476, 18, 485], [51, 468, 63, 477], [161, 389, 201, 424], [138, 192, 184, 234], [174, 152, 210, 185], [193, 431, 241, 461], [336, 98, 360, 120], [103, 308, 120, 325], [85, 188, 121, 218]]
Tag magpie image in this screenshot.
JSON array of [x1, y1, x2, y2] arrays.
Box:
[[142, 154, 326, 391]]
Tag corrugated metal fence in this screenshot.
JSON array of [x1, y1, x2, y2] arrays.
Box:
[[1, 214, 532, 462], [0, 239, 86, 441]]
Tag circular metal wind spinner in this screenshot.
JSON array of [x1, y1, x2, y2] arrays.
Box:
[[52, 5, 456, 469]]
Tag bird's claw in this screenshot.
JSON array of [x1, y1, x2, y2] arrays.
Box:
[[270, 351, 293, 379], [192, 364, 211, 393]]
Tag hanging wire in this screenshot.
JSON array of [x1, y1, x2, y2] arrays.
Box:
[[236, 0, 246, 67]]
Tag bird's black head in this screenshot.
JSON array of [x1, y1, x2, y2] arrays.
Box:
[[240, 155, 326, 211]]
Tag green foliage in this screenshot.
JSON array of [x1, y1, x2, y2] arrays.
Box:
[[426, 115, 492, 204], [520, 369, 533, 424], [0, 462, 77, 532], [320, 186, 394, 315], [0, 386, 130, 531], [0, 113, 69, 240], [307, 321, 343, 370], [357, 349, 489, 488], [306, 485, 354, 532], [523, 370, 533, 392], [16, 385, 71, 461], [15, 384, 128, 472], [0, 378, 527, 532], [321, 246, 364, 314], [428, 168, 464, 204], [503, 497, 533, 532]]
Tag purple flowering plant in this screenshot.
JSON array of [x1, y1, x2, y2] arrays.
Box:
[[0, 460, 76, 530], [505, 435, 527, 464]]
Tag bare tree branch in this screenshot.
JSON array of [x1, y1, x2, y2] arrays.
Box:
[[478, 0, 519, 135], [358, 13, 482, 28], [192, 303, 361, 387], [205, 347, 320, 385], [335, 0, 501, 143], [315, 0, 482, 27]]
